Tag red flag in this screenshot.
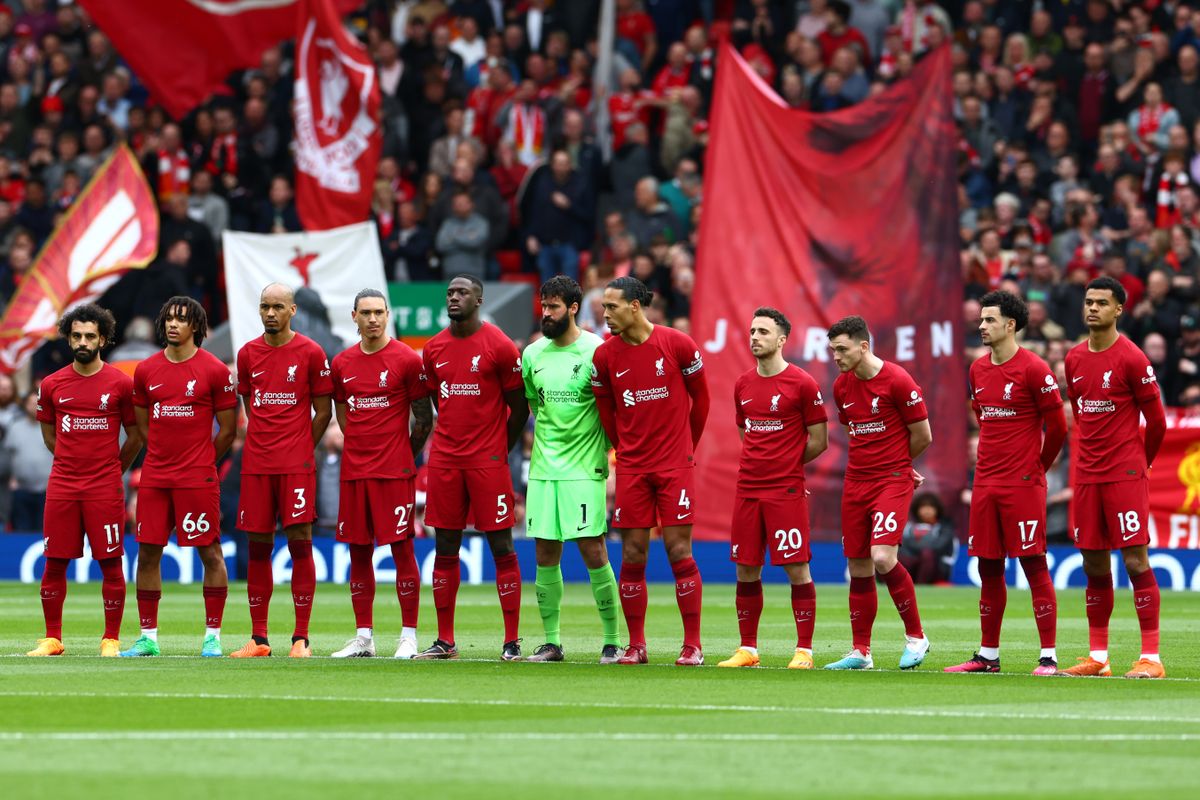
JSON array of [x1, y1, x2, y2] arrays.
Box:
[[1141, 411, 1200, 548], [293, 0, 382, 230], [689, 45, 966, 541], [78, 0, 360, 120], [0, 147, 159, 373]]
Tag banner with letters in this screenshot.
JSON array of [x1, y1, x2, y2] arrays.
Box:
[[690, 44, 966, 542], [1145, 410, 1200, 549], [223, 222, 387, 355], [0, 146, 158, 373]]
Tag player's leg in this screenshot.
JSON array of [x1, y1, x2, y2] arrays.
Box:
[[174, 486, 227, 657], [575, 534, 621, 662], [784, 562, 816, 669], [1061, 483, 1115, 676], [529, 537, 566, 662], [719, 494, 765, 668], [28, 500, 82, 656], [281, 473, 318, 657], [383, 477, 421, 657], [467, 466, 522, 658], [947, 489, 1005, 673], [332, 479, 376, 657], [826, 480, 875, 669], [123, 487, 171, 656], [612, 470, 652, 663], [81, 496, 128, 656], [870, 479, 928, 669], [1003, 484, 1058, 674], [1121, 545, 1164, 678], [658, 469, 702, 666], [197, 542, 228, 657], [415, 467, 468, 659], [238, 474, 277, 652]]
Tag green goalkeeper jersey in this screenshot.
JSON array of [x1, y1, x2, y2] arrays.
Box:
[[522, 330, 610, 481]]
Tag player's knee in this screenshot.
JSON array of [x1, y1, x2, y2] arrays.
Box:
[[871, 551, 897, 574], [664, 540, 692, 563], [138, 546, 163, 567], [735, 564, 762, 582], [1121, 549, 1150, 576], [577, 540, 608, 569], [486, 531, 515, 557]]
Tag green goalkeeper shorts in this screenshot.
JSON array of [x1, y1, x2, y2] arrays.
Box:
[[526, 479, 608, 541]]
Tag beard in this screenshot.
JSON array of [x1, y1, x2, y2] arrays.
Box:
[[73, 346, 99, 364], [541, 314, 570, 339]]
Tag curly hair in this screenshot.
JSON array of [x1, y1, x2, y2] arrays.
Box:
[[57, 303, 117, 343]]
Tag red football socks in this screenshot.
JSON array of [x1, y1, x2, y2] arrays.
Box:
[[494, 552, 522, 643], [432, 555, 461, 643], [202, 585, 226, 631], [735, 580, 763, 648], [791, 581, 816, 650], [1020, 556, 1056, 649], [392, 539, 420, 629], [288, 539, 315, 642], [848, 575, 877, 653], [882, 562, 924, 638], [348, 544, 376, 629], [247, 541, 273, 639], [1085, 573, 1114, 654], [618, 562, 648, 647], [671, 557, 703, 649], [978, 558, 1007, 649], [98, 557, 125, 640], [40, 557, 69, 640], [1130, 568, 1161, 656], [136, 588, 161, 632]]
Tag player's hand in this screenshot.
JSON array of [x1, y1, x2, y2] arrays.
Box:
[[526, 236, 539, 255], [911, 469, 925, 489]]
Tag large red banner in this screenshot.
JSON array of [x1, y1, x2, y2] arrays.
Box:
[[0, 146, 159, 373], [1147, 411, 1200, 548], [293, 0, 382, 230], [79, 0, 360, 120], [690, 45, 966, 541]]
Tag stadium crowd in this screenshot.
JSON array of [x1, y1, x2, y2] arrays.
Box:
[[0, 1, 1196, 553]]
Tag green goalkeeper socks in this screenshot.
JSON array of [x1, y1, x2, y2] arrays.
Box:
[[588, 564, 621, 646], [535, 565, 564, 646]]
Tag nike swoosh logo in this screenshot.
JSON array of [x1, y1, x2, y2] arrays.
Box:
[[106, 544, 121, 553], [187, 532, 205, 540], [399, 591, 415, 597], [873, 532, 890, 539], [342, 376, 356, 383], [435, 361, 450, 368], [534, 367, 545, 374], [252, 371, 265, 378], [678, 590, 695, 597], [621, 593, 639, 599], [740, 399, 752, 405], [677, 512, 691, 519], [1021, 542, 1037, 550], [291, 512, 304, 518], [499, 591, 516, 597], [780, 550, 800, 559], [973, 387, 983, 394], [1072, 376, 1084, 383], [148, 384, 163, 391], [842, 402, 855, 409], [1035, 611, 1053, 619], [1123, 532, 1139, 541], [576, 524, 589, 531], [616, 369, 630, 377]]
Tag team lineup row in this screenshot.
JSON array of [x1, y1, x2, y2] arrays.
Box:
[[24, 272, 1168, 677]]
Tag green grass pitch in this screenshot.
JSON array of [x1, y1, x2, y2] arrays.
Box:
[[1, 580, 1198, 799]]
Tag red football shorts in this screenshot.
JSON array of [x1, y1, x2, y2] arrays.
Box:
[[43, 497, 126, 560], [969, 483, 1048, 559], [612, 467, 696, 529], [1072, 479, 1150, 551], [136, 486, 220, 547], [841, 476, 912, 559], [730, 489, 811, 566], [424, 465, 515, 532], [237, 472, 318, 533], [337, 478, 416, 546]]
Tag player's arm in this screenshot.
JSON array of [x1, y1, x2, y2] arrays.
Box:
[[410, 395, 433, 457], [1039, 405, 1068, 472], [907, 419, 932, 459], [310, 394, 332, 447], [39, 421, 55, 455], [1139, 396, 1167, 466], [503, 386, 530, 454], [134, 405, 150, 446], [334, 400, 348, 433], [119, 423, 143, 472], [212, 407, 237, 462], [681, 352, 709, 446], [241, 392, 254, 422], [803, 421, 828, 463]]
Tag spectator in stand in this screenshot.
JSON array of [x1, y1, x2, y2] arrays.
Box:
[[817, 1, 869, 66], [187, 170, 229, 244], [615, 0, 657, 74], [653, 42, 692, 99], [1164, 223, 1200, 302], [435, 190, 489, 279], [898, 492, 955, 585], [450, 15, 485, 70], [0, 392, 51, 531], [524, 149, 591, 283], [428, 101, 480, 178], [432, 155, 507, 253], [501, 79, 547, 167], [388, 200, 434, 282], [1166, 44, 1200, 133], [1129, 82, 1179, 156], [659, 158, 702, 240], [625, 176, 681, 249]]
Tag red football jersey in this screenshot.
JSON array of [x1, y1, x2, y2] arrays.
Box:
[[331, 338, 428, 480], [833, 361, 928, 481], [36, 363, 135, 501], [1065, 334, 1160, 484], [591, 325, 706, 474], [971, 347, 1063, 487], [133, 349, 238, 488], [422, 322, 523, 469], [734, 364, 827, 496], [236, 333, 332, 475]]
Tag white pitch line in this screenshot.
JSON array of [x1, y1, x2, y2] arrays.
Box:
[[0, 730, 1197, 744], [0, 690, 1196, 725]]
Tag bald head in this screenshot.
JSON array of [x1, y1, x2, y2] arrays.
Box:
[[261, 282, 295, 304], [259, 283, 297, 337]]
